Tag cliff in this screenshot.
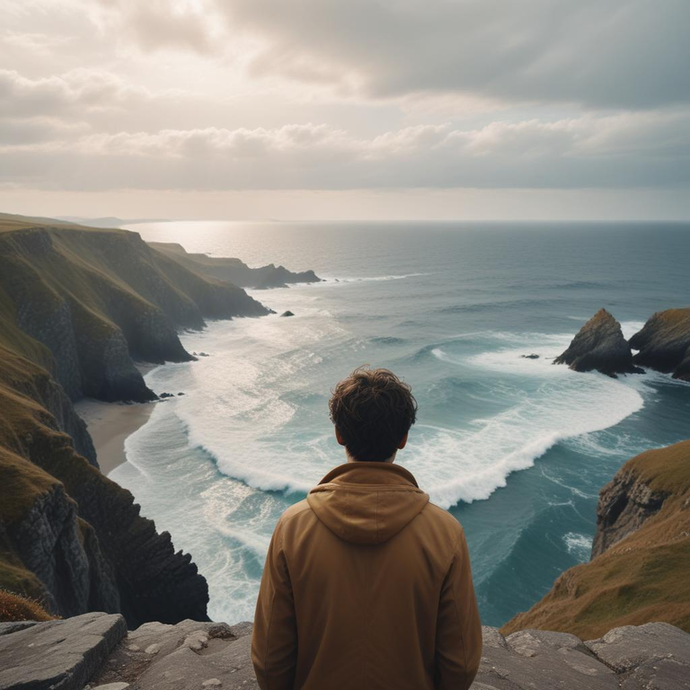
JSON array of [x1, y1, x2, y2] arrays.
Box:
[[0, 216, 270, 403], [629, 307, 690, 381], [503, 440, 690, 639], [554, 308, 643, 377], [3, 613, 689, 690], [0, 350, 208, 627], [0, 212, 320, 628], [149, 241, 321, 289]]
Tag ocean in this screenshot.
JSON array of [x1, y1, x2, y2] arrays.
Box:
[[112, 221, 690, 627]]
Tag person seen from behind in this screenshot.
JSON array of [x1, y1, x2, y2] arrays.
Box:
[[252, 366, 482, 689]]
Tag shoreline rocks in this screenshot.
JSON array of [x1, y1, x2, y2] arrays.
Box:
[[629, 307, 690, 381], [554, 308, 643, 377]]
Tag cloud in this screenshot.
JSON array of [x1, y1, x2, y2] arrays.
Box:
[[217, 0, 690, 108], [3, 110, 688, 191], [0, 68, 152, 117], [88, 0, 219, 55]]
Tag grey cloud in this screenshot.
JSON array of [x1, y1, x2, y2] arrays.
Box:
[[90, 0, 218, 55], [0, 68, 151, 117], [0, 117, 88, 145], [218, 0, 689, 109], [3, 111, 688, 191]]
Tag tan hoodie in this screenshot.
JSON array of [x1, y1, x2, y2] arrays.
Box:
[[251, 462, 482, 690]]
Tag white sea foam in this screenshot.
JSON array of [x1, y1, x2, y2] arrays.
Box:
[[418, 331, 645, 508], [563, 532, 592, 561], [130, 321, 648, 511], [318, 272, 428, 284]]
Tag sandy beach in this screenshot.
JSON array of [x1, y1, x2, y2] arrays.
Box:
[[76, 399, 155, 476]]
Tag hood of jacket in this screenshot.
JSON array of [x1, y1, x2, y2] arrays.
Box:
[[307, 461, 430, 545]]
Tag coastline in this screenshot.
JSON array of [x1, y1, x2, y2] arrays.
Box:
[[76, 398, 155, 475], [76, 362, 159, 476]]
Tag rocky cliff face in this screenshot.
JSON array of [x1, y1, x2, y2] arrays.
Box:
[[629, 307, 690, 381], [0, 346, 97, 466], [0, 216, 306, 627], [503, 440, 690, 639], [554, 308, 643, 377], [0, 368, 209, 627], [2, 469, 120, 618], [591, 466, 669, 558], [0, 224, 270, 403]]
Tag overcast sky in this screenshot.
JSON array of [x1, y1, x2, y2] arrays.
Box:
[[1, 0, 689, 220]]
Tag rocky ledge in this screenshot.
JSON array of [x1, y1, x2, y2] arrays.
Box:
[[2, 613, 689, 690], [554, 308, 643, 377]]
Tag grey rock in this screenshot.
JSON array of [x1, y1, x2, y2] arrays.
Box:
[[475, 626, 618, 690], [280, 310, 295, 317], [585, 622, 690, 672], [0, 622, 37, 636], [554, 308, 643, 377], [629, 308, 690, 381], [506, 628, 590, 656], [0, 612, 126, 690], [6, 484, 120, 618], [93, 620, 256, 690], [5, 616, 689, 690], [621, 657, 690, 689], [591, 467, 669, 558]]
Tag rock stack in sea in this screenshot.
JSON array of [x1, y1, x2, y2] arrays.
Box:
[[554, 308, 643, 377], [629, 307, 690, 381]]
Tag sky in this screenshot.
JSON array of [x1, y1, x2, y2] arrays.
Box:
[[1, 0, 689, 220]]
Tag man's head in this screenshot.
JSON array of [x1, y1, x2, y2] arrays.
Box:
[[329, 366, 417, 462]]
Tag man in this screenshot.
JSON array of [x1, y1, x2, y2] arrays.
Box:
[[252, 367, 482, 690]]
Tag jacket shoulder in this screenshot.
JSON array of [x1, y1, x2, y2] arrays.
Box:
[[422, 501, 466, 539], [278, 498, 313, 526]]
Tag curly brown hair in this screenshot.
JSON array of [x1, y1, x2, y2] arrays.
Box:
[[329, 366, 417, 462]]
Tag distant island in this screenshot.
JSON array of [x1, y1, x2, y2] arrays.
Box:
[[56, 216, 170, 228]]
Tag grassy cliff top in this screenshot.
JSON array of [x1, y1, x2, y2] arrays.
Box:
[[0, 213, 124, 234], [503, 440, 690, 639], [627, 439, 690, 494]]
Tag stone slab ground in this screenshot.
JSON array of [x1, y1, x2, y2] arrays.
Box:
[[1, 614, 689, 689]]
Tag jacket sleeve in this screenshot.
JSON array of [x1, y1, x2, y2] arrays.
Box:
[[251, 519, 298, 690], [434, 529, 482, 690]]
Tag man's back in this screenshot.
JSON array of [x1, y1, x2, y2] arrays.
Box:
[[252, 461, 482, 690]]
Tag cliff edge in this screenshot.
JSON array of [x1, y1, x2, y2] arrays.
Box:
[[2, 613, 690, 690], [503, 440, 690, 639]]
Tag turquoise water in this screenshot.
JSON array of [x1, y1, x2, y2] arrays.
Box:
[[112, 221, 690, 627]]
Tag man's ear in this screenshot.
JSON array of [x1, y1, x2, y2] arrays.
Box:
[[335, 428, 346, 446], [398, 432, 408, 450]]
